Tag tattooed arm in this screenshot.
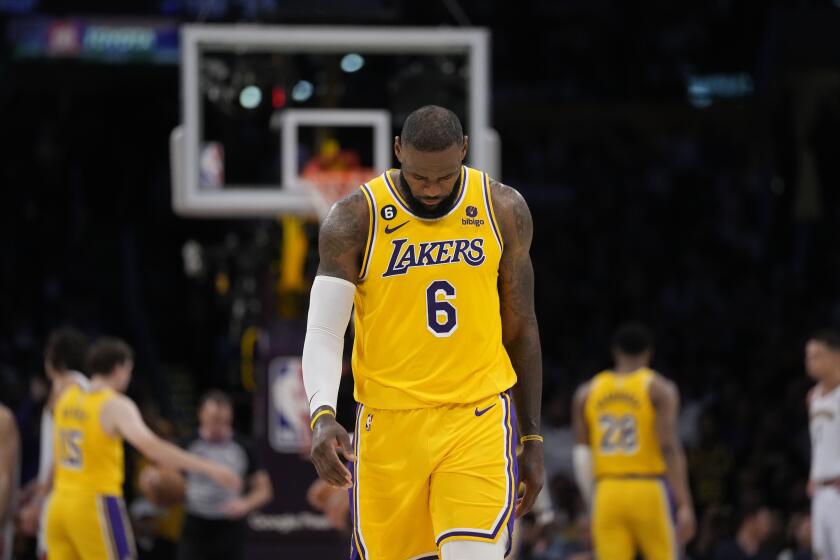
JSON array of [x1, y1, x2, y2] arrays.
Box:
[[491, 180, 544, 518], [307, 191, 369, 488], [316, 190, 370, 281]]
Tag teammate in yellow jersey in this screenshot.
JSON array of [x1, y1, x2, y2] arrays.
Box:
[[302, 105, 544, 560], [45, 338, 241, 560], [571, 323, 695, 560]]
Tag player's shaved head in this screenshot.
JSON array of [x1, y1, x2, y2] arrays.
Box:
[[612, 323, 655, 357], [400, 105, 464, 152], [393, 105, 468, 218]]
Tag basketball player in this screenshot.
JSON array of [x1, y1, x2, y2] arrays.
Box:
[[0, 404, 20, 560], [571, 323, 695, 560], [303, 105, 544, 560], [45, 338, 241, 559], [805, 330, 840, 560], [18, 327, 90, 557]]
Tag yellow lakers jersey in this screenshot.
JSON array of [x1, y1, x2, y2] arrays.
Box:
[[53, 385, 124, 495], [584, 368, 666, 478], [352, 166, 517, 409]]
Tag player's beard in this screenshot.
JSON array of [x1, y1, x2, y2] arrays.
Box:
[[398, 170, 462, 219]]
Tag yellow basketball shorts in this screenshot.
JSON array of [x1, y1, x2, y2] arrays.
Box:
[[45, 490, 136, 560], [348, 392, 518, 560], [592, 478, 677, 560]]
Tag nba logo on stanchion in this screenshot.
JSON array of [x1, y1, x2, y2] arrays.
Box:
[[268, 356, 310, 453]]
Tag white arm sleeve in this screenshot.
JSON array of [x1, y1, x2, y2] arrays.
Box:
[[572, 444, 594, 510], [302, 275, 356, 416]]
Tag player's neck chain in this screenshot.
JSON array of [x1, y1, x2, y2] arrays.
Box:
[[397, 170, 463, 219]]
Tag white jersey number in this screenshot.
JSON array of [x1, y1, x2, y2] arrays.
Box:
[[598, 414, 639, 454], [58, 429, 83, 469]]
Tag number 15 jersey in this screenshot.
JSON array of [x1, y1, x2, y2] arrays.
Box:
[[352, 167, 517, 410], [53, 385, 124, 496]]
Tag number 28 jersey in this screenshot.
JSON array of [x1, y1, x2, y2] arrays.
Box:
[[352, 166, 517, 410], [584, 368, 666, 478]]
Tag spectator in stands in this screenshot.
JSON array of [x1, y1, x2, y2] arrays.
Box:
[[776, 512, 811, 560], [712, 500, 776, 560]]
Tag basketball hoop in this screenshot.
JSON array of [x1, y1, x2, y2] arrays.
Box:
[[301, 168, 376, 221]]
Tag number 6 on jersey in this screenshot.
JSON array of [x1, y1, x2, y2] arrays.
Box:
[[426, 280, 457, 337]]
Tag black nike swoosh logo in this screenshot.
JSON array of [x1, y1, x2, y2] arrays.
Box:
[[384, 221, 409, 234], [475, 404, 496, 416]]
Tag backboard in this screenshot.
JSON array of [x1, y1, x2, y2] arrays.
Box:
[[171, 25, 495, 218]]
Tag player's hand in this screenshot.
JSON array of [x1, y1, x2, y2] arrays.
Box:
[[807, 479, 815, 498], [208, 464, 243, 493], [139, 465, 161, 489], [675, 504, 696, 545], [310, 412, 355, 489], [17, 500, 41, 536], [515, 440, 544, 518], [220, 497, 251, 519]]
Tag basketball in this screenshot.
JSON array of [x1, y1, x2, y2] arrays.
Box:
[[139, 465, 187, 508]]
